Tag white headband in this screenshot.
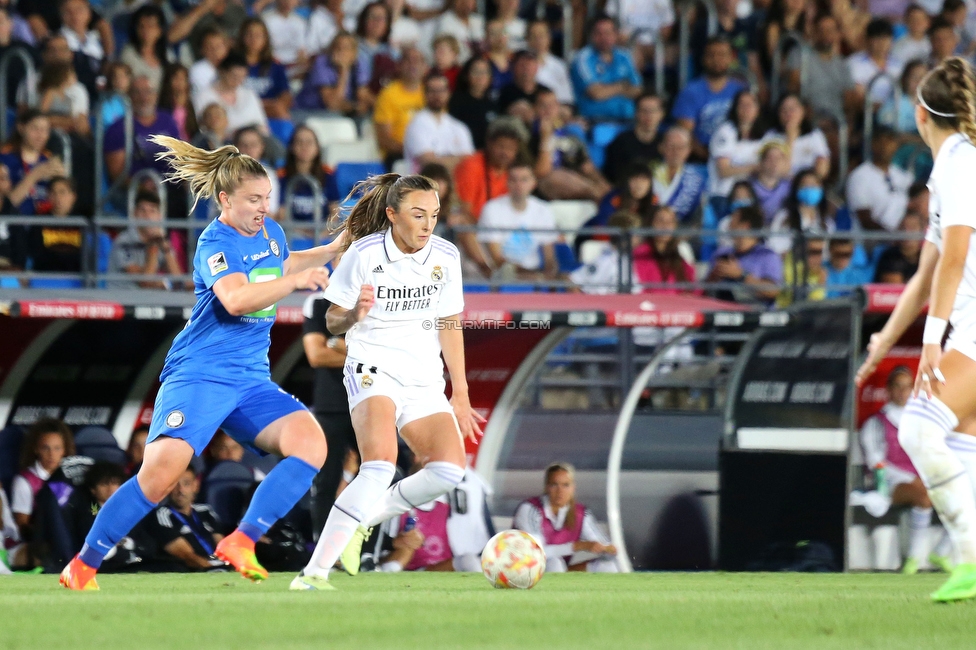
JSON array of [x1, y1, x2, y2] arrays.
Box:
[[917, 87, 957, 118]]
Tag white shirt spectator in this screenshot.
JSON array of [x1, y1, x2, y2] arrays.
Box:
[[390, 16, 423, 54], [764, 129, 831, 176], [307, 8, 340, 55], [846, 160, 914, 231], [435, 11, 484, 62], [262, 8, 310, 66], [60, 26, 104, 61], [512, 495, 611, 563], [708, 121, 763, 198], [605, 0, 675, 44], [189, 59, 217, 97], [477, 195, 558, 271], [890, 34, 931, 65], [192, 83, 269, 137], [62, 82, 90, 117], [846, 52, 902, 104], [536, 53, 575, 105], [768, 208, 837, 255], [343, 0, 374, 32], [402, 108, 475, 172], [10, 462, 50, 516], [503, 18, 527, 50]]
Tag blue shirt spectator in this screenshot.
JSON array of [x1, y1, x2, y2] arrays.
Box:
[[707, 205, 783, 305], [104, 78, 181, 179], [571, 16, 642, 121], [671, 37, 746, 158], [825, 239, 874, 298], [246, 62, 289, 102], [295, 39, 372, 112]]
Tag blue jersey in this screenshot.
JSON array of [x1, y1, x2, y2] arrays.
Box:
[[161, 217, 290, 382]]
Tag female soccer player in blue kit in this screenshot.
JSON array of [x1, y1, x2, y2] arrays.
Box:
[[60, 136, 340, 590]]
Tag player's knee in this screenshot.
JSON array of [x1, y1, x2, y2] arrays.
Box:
[[898, 411, 925, 459], [298, 433, 328, 469], [425, 460, 465, 490]]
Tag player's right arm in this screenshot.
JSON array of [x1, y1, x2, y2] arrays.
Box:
[[323, 244, 375, 334], [855, 240, 940, 386]]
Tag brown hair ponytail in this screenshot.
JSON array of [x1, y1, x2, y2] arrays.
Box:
[[918, 56, 976, 143], [333, 173, 439, 251]]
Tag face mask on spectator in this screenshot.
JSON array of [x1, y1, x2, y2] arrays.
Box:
[[796, 187, 823, 207], [729, 199, 753, 212]]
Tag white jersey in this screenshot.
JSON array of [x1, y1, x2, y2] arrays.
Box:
[[925, 132, 976, 343], [324, 228, 464, 386]]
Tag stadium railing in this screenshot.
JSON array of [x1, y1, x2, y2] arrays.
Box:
[[862, 71, 901, 162]]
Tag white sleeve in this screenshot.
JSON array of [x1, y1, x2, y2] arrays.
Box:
[[845, 167, 873, 211], [939, 150, 976, 229], [436, 252, 464, 318], [810, 129, 830, 159], [859, 416, 887, 469], [709, 122, 737, 160], [10, 475, 33, 515], [579, 508, 611, 545], [323, 243, 368, 309]]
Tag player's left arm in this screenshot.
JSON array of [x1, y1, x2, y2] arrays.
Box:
[[283, 230, 348, 276]]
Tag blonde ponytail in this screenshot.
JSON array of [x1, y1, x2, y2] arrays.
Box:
[[148, 134, 268, 212]]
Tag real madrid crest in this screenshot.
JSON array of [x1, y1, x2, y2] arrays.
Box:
[[269, 239, 280, 257], [165, 410, 185, 428], [431, 265, 444, 281], [361, 374, 373, 388]]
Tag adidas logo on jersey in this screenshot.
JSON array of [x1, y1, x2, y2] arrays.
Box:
[[373, 265, 384, 273]]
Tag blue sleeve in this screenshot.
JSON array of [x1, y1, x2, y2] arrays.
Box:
[[671, 83, 701, 122], [197, 230, 247, 289], [623, 51, 641, 85], [570, 51, 594, 95], [269, 64, 289, 99]]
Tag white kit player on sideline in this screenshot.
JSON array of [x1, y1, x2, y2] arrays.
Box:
[[856, 57, 976, 602], [291, 173, 485, 590]]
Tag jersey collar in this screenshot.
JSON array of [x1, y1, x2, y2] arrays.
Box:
[[383, 227, 433, 265]]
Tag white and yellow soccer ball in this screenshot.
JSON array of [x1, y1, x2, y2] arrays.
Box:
[[481, 530, 546, 589]]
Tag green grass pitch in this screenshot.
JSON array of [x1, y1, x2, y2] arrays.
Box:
[[2, 572, 974, 649]]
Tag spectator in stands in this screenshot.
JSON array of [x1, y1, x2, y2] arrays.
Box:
[[108, 189, 184, 290], [356, 1, 396, 85], [233, 127, 280, 214], [297, 31, 373, 117], [188, 27, 228, 96], [435, 0, 484, 62], [307, 0, 343, 56], [760, 0, 807, 78], [193, 51, 271, 138], [778, 235, 826, 307], [786, 13, 857, 123], [191, 103, 229, 150], [454, 117, 525, 276], [58, 0, 105, 72], [168, 0, 247, 61], [571, 15, 642, 121], [431, 34, 462, 89], [498, 49, 546, 114], [420, 161, 460, 235], [846, 127, 913, 232], [236, 18, 292, 122], [105, 76, 181, 186], [514, 463, 618, 573], [10, 418, 74, 536], [707, 205, 782, 304], [386, 0, 424, 55], [529, 88, 608, 201], [0, 8, 38, 110], [633, 205, 697, 293], [527, 20, 573, 107], [603, 93, 664, 185], [37, 60, 89, 137], [136, 468, 223, 572], [570, 211, 640, 293], [749, 140, 792, 224], [373, 44, 427, 163], [906, 181, 928, 225], [939, 0, 969, 54], [1, 110, 64, 216], [928, 18, 959, 65], [878, 60, 927, 137], [769, 168, 835, 256], [99, 62, 133, 130], [278, 125, 340, 226], [120, 5, 170, 93], [484, 19, 514, 95], [477, 157, 561, 281], [672, 37, 746, 161], [892, 5, 931, 64], [605, 0, 673, 73], [262, 0, 310, 73], [765, 93, 830, 179], [652, 126, 707, 224], [691, 0, 763, 98], [403, 72, 474, 173], [449, 56, 497, 150], [847, 18, 901, 108], [595, 162, 655, 226], [708, 89, 766, 217], [495, 0, 525, 49], [874, 211, 923, 283], [126, 426, 149, 477], [824, 237, 873, 298], [27, 176, 84, 274], [159, 64, 198, 142]]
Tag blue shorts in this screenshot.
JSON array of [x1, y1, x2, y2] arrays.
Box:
[[147, 376, 308, 455]]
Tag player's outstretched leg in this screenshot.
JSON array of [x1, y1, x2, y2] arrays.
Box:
[[62, 437, 193, 590], [900, 396, 976, 602]]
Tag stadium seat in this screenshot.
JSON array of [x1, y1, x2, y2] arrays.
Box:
[[553, 242, 580, 273], [0, 425, 24, 494], [303, 116, 358, 150], [588, 122, 627, 171], [391, 159, 410, 176], [579, 239, 607, 264], [325, 141, 381, 167], [268, 118, 295, 149], [74, 426, 127, 466], [334, 161, 386, 197], [204, 461, 257, 531], [549, 200, 598, 247]]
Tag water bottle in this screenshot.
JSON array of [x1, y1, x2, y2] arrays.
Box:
[[874, 463, 889, 498], [403, 510, 418, 533]]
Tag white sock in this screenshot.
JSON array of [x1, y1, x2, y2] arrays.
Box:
[[363, 461, 465, 528], [908, 506, 933, 561], [900, 397, 976, 564], [305, 460, 395, 576]]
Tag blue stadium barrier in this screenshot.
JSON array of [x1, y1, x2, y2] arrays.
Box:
[[268, 118, 295, 150], [335, 161, 386, 198]]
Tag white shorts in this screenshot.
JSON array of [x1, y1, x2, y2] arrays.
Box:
[[342, 361, 453, 430]]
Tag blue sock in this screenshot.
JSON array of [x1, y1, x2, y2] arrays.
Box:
[[238, 456, 319, 543], [79, 478, 157, 569]]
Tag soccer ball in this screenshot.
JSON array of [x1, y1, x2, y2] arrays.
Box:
[[481, 530, 546, 589]]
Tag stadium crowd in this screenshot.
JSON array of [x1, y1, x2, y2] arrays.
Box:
[[0, 0, 949, 303]]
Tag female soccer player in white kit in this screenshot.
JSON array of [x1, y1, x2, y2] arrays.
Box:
[[291, 173, 484, 590], [857, 57, 976, 602]]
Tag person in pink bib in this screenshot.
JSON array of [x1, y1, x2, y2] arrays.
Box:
[[513, 462, 618, 572]]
